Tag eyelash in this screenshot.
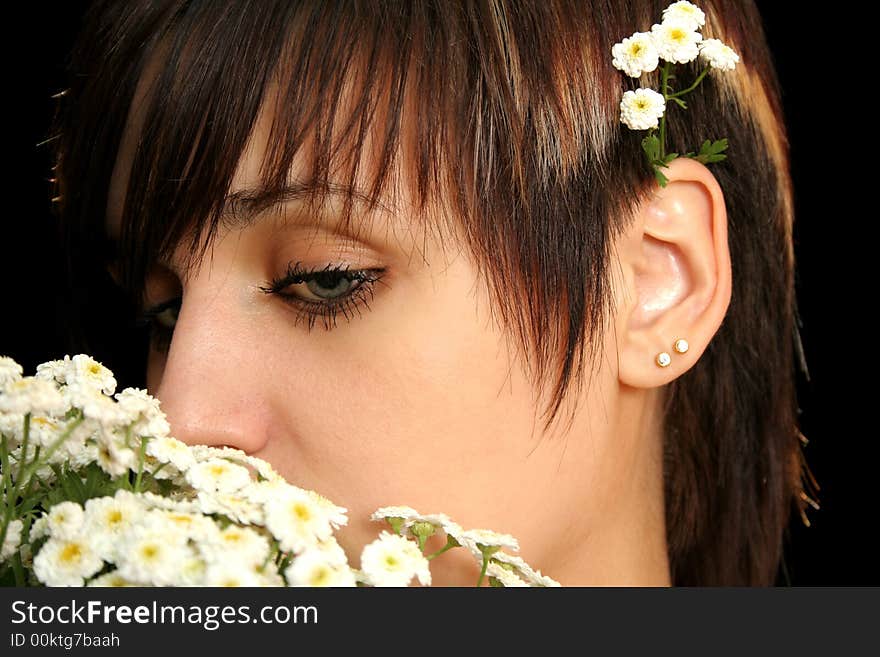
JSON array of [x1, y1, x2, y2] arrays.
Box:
[[258, 261, 387, 332], [135, 261, 387, 353]]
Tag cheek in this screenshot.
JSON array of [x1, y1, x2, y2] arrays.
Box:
[[267, 262, 540, 510]]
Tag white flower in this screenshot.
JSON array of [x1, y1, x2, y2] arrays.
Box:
[[651, 20, 702, 64], [200, 525, 270, 568], [1, 519, 23, 562], [491, 551, 562, 587], [285, 548, 358, 587], [69, 355, 117, 396], [186, 458, 252, 493], [486, 561, 529, 587], [65, 383, 122, 426], [699, 38, 739, 71], [611, 32, 660, 78], [370, 505, 421, 524], [360, 532, 431, 587], [29, 516, 49, 541], [0, 356, 23, 387], [662, 1, 706, 32], [35, 355, 72, 385], [0, 377, 68, 415], [619, 88, 666, 130], [94, 431, 138, 477], [114, 387, 170, 439], [264, 489, 333, 553], [46, 502, 86, 540], [145, 436, 195, 472], [25, 415, 62, 451], [115, 525, 191, 586], [457, 527, 520, 561], [195, 490, 264, 525], [83, 493, 146, 560], [203, 561, 263, 587], [33, 535, 104, 586]]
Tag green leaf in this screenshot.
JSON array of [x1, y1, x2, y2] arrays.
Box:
[[641, 135, 661, 162], [663, 153, 678, 164], [694, 138, 729, 164], [653, 166, 669, 187], [669, 97, 688, 109]]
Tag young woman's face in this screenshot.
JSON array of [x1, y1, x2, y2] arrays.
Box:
[[106, 86, 642, 586]]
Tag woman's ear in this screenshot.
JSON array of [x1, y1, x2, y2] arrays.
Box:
[[613, 157, 732, 388]]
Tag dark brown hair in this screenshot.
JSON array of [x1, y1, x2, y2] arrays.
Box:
[[51, 0, 811, 584]]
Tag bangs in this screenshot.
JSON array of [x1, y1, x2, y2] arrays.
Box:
[[58, 0, 657, 430]]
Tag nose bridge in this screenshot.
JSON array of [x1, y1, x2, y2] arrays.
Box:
[[154, 263, 270, 455]]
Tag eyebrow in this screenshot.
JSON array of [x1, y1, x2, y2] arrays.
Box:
[[219, 181, 396, 234]]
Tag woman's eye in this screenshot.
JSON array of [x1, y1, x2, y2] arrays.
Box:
[[259, 262, 387, 332], [296, 270, 359, 301], [136, 297, 180, 354]]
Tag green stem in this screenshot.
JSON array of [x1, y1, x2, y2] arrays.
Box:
[[659, 62, 671, 159], [0, 414, 31, 555], [18, 416, 84, 485], [668, 67, 710, 98], [0, 436, 11, 556], [10, 553, 25, 586], [133, 436, 148, 493], [476, 554, 489, 587], [425, 542, 456, 561]]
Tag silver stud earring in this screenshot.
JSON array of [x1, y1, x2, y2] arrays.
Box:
[[655, 352, 672, 367], [673, 338, 689, 354]]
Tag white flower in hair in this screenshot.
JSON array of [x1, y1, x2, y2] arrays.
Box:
[[611, 31, 660, 78], [662, 1, 706, 31], [699, 38, 740, 71], [651, 20, 702, 64], [619, 88, 667, 130]]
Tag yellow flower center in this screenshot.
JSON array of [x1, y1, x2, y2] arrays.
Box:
[[140, 544, 160, 561], [310, 567, 331, 586], [88, 363, 101, 375], [223, 531, 243, 543], [59, 543, 83, 565], [629, 42, 643, 56], [107, 510, 124, 526], [292, 503, 311, 522], [635, 99, 649, 110], [384, 554, 399, 569], [670, 28, 686, 42], [209, 464, 228, 477]]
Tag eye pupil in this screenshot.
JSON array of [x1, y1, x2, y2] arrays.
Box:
[[307, 273, 354, 299], [156, 306, 179, 328]]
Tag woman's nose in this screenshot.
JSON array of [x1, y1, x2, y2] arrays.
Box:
[[150, 287, 272, 456]]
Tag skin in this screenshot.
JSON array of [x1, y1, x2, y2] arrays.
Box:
[[106, 77, 731, 586]]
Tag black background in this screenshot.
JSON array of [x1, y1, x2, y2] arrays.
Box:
[[3, 2, 872, 585]]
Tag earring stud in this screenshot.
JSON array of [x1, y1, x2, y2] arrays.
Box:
[[655, 352, 671, 367], [673, 338, 689, 354]]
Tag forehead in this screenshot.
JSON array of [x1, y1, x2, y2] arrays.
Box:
[[104, 41, 456, 264]]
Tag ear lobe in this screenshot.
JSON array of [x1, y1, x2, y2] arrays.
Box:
[[615, 157, 731, 389]]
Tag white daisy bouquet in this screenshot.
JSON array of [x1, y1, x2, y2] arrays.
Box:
[[0, 355, 558, 588], [612, 1, 740, 186]]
